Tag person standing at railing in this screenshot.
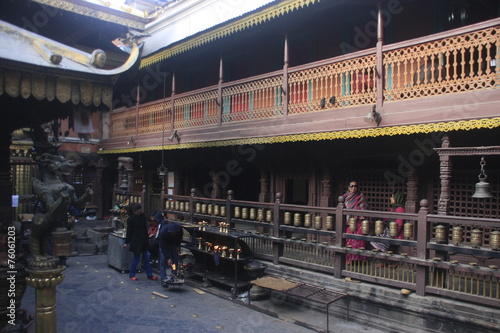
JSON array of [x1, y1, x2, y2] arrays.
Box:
[[343, 181, 369, 264]]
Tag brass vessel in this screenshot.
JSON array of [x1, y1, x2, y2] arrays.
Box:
[[490, 230, 500, 250], [404, 222, 413, 239], [349, 218, 357, 233], [375, 220, 384, 235], [234, 206, 240, 218], [304, 214, 312, 228], [471, 229, 483, 248], [434, 225, 448, 244], [451, 226, 464, 245], [389, 221, 398, 238], [284, 212, 291, 225], [361, 219, 370, 235], [314, 216, 322, 230], [294, 213, 302, 227], [326, 216, 333, 230]]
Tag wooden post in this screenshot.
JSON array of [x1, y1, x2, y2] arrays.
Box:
[[272, 192, 283, 265], [376, 2, 384, 110], [334, 196, 346, 278], [171, 72, 176, 130], [282, 35, 289, 117], [415, 199, 429, 296], [218, 56, 223, 125]]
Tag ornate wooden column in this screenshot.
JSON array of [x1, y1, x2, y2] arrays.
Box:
[[90, 157, 108, 219], [258, 173, 269, 202], [437, 135, 452, 215], [406, 173, 418, 213]]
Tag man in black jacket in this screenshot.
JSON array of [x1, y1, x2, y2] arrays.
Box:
[[158, 217, 183, 287]]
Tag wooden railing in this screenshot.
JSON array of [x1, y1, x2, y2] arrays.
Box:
[[110, 20, 500, 138], [157, 188, 500, 308]]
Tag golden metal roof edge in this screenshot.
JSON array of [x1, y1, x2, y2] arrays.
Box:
[[98, 117, 500, 154], [139, 0, 322, 69], [31, 0, 155, 30]]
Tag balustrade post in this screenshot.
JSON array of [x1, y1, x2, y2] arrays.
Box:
[[282, 35, 289, 117], [333, 196, 346, 278], [218, 56, 223, 125], [272, 193, 283, 265], [161, 185, 165, 213], [415, 199, 430, 296], [376, 2, 384, 109], [226, 190, 233, 229], [189, 188, 196, 224]]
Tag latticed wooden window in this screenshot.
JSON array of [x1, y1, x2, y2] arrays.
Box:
[[11, 158, 36, 216]]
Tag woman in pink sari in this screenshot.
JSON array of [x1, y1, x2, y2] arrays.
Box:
[[343, 181, 369, 264]]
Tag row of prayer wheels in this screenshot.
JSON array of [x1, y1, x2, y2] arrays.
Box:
[[434, 225, 500, 249], [349, 218, 414, 239], [234, 207, 273, 222], [165, 200, 190, 212], [283, 212, 334, 230]]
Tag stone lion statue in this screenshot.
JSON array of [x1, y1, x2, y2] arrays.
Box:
[[29, 153, 93, 260]]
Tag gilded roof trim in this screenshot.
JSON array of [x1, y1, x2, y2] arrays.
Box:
[[31, 0, 152, 30], [140, 0, 322, 69], [99, 117, 500, 154]]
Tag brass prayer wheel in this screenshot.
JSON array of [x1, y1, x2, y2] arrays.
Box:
[[195, 203, 201, 213], [234, 206, 240, 218], [361, 219, 370, 235], [201, 203, 207, 214], [451, 226, 464, 245], [220, 206, 226, 217], [404, 222, 413, 239], [242, 207, 248, 219], [174, 201, 179, 211], [304, 214, 312, 228], [284, 211, 291, 225], [375, 220, 384, 235], [490, 230, 500, 250], [314, 216, 322, 230], [249, 208, 256, 220], [257, 208, 264, 221], [179, 202, 184, 212], [266, 209, 273, 222], [165, 200, 170, 210], [389, 221, 398, 238], [434, 225, 448, 244], [471, 229, 483, 248], [294, 213, 302, 227], [326, 216, 333, 230], [213, 205, 219, 216], [349, 217, 357, 232], [207, 204, 213, 215]]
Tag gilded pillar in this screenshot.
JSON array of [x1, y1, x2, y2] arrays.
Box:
[[25, 259, 65, 333]]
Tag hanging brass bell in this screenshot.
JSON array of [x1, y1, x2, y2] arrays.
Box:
[[472, 175, 493, 199], [472, 157, 493, 199]]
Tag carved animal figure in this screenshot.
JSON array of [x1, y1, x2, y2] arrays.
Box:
[[29, 153, 93, 260]]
